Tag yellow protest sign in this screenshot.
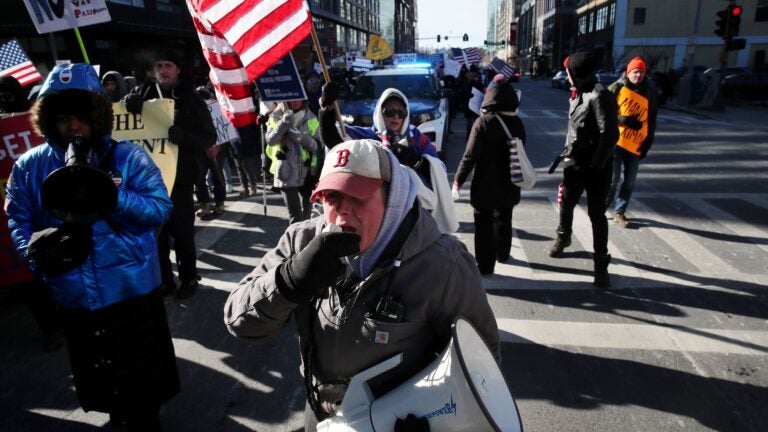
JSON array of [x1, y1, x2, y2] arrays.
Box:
[[366, 34, 393, 60], [616, 86, 648, 156], [111, 99, 178, 193]]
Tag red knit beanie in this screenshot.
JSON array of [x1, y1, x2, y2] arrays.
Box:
[[626, 57, 646, 75]]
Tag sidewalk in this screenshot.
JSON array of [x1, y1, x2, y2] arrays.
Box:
[[663, 97, 768, 127]]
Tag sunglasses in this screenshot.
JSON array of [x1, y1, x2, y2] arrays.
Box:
[[382, 108, 407, 119]]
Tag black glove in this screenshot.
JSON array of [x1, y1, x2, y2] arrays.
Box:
[[275, 149, 287, 160], [394, 414, 430, 432], [257, 114, 270, 127], [124, 93, 144, 115], [27, 224, 93, 277], [168, 124, 185, 144], [393, 144, 422, 169], [278, 231, 361, 302], [320, 81, 340, 108], [318, 106, 344, 149], [618, 114, 643, 130]]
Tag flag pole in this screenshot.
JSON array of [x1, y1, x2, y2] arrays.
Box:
[[73, 27, 90, 64], [309, 23, 347, 139]]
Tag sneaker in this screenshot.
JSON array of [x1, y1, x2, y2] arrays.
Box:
[[613, 213, 629, 227], [175, 279, 198, 299], [196, 203, 211, 217], [213, 202, 225, 215]]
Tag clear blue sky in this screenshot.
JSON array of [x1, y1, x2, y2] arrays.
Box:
[[416, 0, 488, 51]]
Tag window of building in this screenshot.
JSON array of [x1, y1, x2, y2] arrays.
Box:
[[578, 14, 587, 35], [609, 3, 616, 27], [633, 7, 646, 25], [596, 6, 607, 31], [758, 0, 768, 21]]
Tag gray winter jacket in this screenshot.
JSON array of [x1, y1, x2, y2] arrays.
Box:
[[224, 205, 499, 414]]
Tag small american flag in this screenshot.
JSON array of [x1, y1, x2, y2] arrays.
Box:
[[191, 0, 312, 83], [490, 58, 515, 79], [450, 47, 465, 64], [0, 39, 42, 87], [463, 47, 482, 64]]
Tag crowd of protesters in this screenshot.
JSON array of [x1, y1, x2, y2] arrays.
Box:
[[2, 46, 664, 430]]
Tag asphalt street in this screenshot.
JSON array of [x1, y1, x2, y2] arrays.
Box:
[[1, 77, 767, 431]]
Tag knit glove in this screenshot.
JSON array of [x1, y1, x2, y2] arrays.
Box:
[[278, 231, 361, 302], [320, 81, 340, 108], [393, 144, 422, 169], [124, 94, 144, 115], [618, 114, 642, 130]]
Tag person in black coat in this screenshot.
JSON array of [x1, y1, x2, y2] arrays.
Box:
[[453, 74, 526, 276], [549, 51, 619, 288], [123, 48, 217, 299]]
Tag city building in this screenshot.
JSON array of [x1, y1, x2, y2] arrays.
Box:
[[0, 0, 415, 86]]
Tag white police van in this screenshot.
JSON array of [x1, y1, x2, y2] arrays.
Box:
[[339, 65, 449, 159]]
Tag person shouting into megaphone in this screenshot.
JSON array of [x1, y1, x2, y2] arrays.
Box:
[[5, 63, 179, 430], [224, 139, 500, 431]]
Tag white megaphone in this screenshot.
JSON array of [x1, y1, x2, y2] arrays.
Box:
[[317, 317, 523, 432]]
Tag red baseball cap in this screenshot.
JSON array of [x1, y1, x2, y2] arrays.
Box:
[[311, 140, 392, 201]]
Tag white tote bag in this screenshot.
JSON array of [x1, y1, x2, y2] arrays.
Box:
[[494, 113, 537, 189]]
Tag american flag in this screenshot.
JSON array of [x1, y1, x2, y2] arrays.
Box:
[[489, 58, 515, 79], [0, 39, 42, 87], [190, 0, 312, 83], [450, 47, 466, 65], [463, 47, 482, 64], [187, 0, 257, 127]]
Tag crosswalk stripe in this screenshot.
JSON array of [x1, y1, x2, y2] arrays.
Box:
[[681, 196, 768, 255], [496, 318, 768, 355], [628, 200, 740, 274]]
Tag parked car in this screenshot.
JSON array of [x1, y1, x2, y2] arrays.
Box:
[[551, 70, 569, 89], [339, 66, 449, 158], [721, 72, 768, 103], [703, 67, 747, 79]]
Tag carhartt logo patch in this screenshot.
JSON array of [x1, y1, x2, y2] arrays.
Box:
[[374, 330, 389, 344]]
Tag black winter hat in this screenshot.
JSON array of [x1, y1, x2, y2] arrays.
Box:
[[153, 48, 184, 69], [566, 51, 597, 93]]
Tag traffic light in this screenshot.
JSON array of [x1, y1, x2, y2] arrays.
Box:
[[715, 8, 728, 38], [463, 33, 469, 42], [726, 38, 746, 51], [728, 4, 742, 37], [437, 35, 441, 42]]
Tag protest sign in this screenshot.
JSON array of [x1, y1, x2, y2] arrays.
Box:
[[205, 100, 239, 146], [22, 0, 111, 34], [254, 52, 307, 103], [393, 53, 417, 65], [111, 99, 178, 194]]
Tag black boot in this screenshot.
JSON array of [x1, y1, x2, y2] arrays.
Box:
[[548, 233, 571, 257], [593, 254, 611, 288]]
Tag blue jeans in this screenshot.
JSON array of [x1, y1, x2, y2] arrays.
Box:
[[608, 147, 640, 214]]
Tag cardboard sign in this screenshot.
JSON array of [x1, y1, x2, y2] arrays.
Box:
[[616, 86, 649, 155], [22, 0, 112, 34], [111, 99, 178, 194], [254, 52, 308, 103]]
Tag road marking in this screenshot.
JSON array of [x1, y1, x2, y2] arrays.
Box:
[[681, 196, 768, 255], [497, 318, 768, 355], [628, 200, 740, 274]]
